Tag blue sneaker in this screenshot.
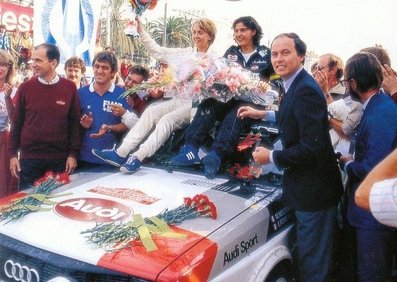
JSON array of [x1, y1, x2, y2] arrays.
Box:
[[170, 145, 200, 166], [203, 151, 221, 179], [91, 148, 127, 167], [120, 155, 141, 174]]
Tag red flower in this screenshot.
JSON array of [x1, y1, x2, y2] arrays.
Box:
[[200, 194, 210, 204], [44, 171, 55, 178], [196, 204, 207, 214], [32, 171, 54, 186], [32, 171, 71, 187], [55, 172, 70, 185], [192, 194, 218, 220], [229, 163, 255, 180], [206, 202, 218, 219], [237, 132, 261, 152], [196, 202, 218, 219], [237, 166, 254, 180], [32, 179, 42, 187], [192, 194, 210, 206], [183, 197, 193, 207]]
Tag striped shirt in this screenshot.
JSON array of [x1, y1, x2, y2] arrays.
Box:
[[370, 178, 397, 228]]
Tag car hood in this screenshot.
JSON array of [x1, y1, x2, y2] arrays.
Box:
[[0, 167, 255, 281]]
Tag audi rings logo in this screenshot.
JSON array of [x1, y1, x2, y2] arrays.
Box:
[[4, 260, 40, 282]]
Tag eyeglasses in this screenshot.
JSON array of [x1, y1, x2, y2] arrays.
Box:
[[339, 78, 350, 87], [315, 65, 329, 71]]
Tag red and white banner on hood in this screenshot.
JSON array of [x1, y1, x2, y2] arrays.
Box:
[[0, 169, 224, 280]]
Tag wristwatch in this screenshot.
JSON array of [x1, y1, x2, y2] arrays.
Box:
[[107, 124, 112, 133]]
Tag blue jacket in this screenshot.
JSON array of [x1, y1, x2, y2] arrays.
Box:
[[347, 92, 397, 229], [223, 45, 273, 80], [273, 69, 343, 211]]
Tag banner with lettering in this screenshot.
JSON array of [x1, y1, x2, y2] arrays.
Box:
[[33, 0, 104, 67], [0, 2, 33, 32]]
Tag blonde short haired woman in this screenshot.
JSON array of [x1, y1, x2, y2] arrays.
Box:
[[92, 17, 218, 173]]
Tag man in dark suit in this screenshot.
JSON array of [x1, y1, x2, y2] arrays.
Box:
[[238, 33, 343, 282], [339, 52, 397, 282]]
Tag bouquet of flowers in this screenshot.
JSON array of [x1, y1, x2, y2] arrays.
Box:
[[0, 171, 70, 223], [82, 194, 217, 252], [229, 132, 263, 180], [200, 58, 269, 103], [124, 0, 159, 38], [120, 54, 278, 107], [119, 66, 175, 100]]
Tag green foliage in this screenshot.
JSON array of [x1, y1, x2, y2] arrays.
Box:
[[146, 16, 193, 48], [99, 0, 193, 67]]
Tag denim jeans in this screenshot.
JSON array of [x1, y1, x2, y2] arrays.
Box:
[[185, 98, 253, 158], [294, 206, 337, 282], [20, 159, 66, 189]]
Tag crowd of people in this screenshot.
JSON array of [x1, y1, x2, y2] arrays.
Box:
[[0, 25, 34, 83], [0, 15, 397, 282]]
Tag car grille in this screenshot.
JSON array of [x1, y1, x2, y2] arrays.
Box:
[[0, 234, 149, 282]]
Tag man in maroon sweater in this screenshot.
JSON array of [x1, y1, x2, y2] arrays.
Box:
[[9, 43, 81, 189]]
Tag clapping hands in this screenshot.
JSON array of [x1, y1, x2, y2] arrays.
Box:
[[80, 112, 93, 129]]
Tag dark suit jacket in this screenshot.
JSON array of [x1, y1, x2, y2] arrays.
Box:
[[273, 69, 343, 211], [347, 92, 397, 229]]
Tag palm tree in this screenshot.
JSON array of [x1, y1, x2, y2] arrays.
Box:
[[125, 16, 193, 66], [7, 0, 194, 66], [101, 0, 136, 59], [146, 16, 192, 48], [99, 2, 193, 66], [131, 39, 151, 66]]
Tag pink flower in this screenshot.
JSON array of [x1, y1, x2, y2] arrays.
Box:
[[214, 69, 228, 81], [193, 81, 202, 94], [205, 76, 215, 88], [226, 78, 240, 93]]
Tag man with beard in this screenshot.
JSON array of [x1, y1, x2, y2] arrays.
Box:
[[361, 45, 397, 104], [339, 52, 397, 281]]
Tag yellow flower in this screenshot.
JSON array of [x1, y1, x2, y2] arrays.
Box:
[[160, 67, 174, 85]]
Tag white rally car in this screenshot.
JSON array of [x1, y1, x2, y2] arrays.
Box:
[[0, 115, 293, 282], [0, 164, 294, 282]]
